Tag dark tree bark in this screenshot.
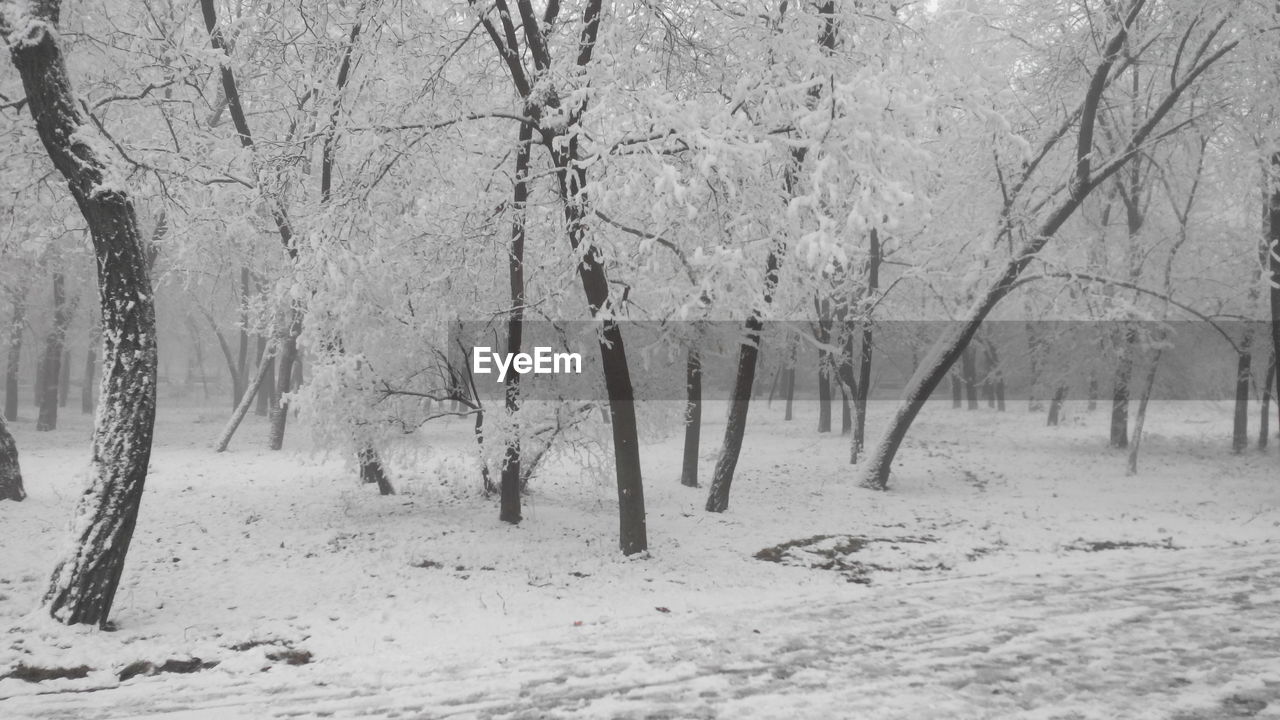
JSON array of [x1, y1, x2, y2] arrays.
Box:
[[1269, 153, 1280, 453], [705, 157, 801, 513], [5, 3, 160, 626], [704, 310, 770, 513], [1233, 339, 1252, 454], [816, 297, 833, 433], [267, 317, 299, 451], [1110, 328, 1134, 448], [1126, 351, 1162, 475], [840, 382, 851, 435], [852, 229, 879, 462], [861, 0, 1230, 489], [5, 291, 24, 422], [81, 344, 95, 414], [0, 415, 23, 502], [680, 346, 702, 487], [470, 0, 647, 551], [500, 120, 534, 524], [1261, 351, 1274, 451], [704, 0, 836, 513], [1047, 385, 1068, 426], [817, 353, 832, 432], [58, 348, 70, 407], [37, 272, 69, 432]]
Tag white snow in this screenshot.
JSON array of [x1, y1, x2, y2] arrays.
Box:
[[1, 396, 1278, 718]]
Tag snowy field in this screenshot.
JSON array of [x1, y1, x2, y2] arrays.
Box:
[[2, 397, 1279, 719]]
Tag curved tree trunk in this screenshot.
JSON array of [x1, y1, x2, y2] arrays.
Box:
[[859, 0, 1207, 489], [0, 416, 23, 502], [6, 3, 160, 627]]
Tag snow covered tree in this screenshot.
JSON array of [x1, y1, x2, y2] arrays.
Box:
[[3, 0, 159, 626], [861, 0, 1244, 490], [0, 414, 22, 501]]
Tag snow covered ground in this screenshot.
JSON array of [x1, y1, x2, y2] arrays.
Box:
[[1, 396, 1278, 718]]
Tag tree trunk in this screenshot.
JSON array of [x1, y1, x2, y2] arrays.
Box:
[[214, 343, 274, 453], [817, 350, 832, 433], [705, 313, 768, 513], [951, 372, 962, 408], [680, 346, 702, 488], [254, 336, 273, 417], [1269, 156, 1280, 455], [81, 345, 95, 414], [704, 156, 797, 514], [554, 159, 647, 554], [1110, 328, 1135, 448], [860, 0, 1182, 489], [37, 272, 69, 432], [5, 292, 23, 422], [9, 4, 160, 626], [236, 268, 250, 405], [1047, 385, 1068, 426], [853, 309, 875, 463], [816, 296, 833, 433], [500, 121, 533, 524], [58, 348, 70, 407], [1126, 352, 1162, 476], [840, 382, 851, 435], [1261, 351, 1274, 451], [0, 416, 24, 502], [267, 317, 300, 451], [1233, 341, 1252, 454]]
